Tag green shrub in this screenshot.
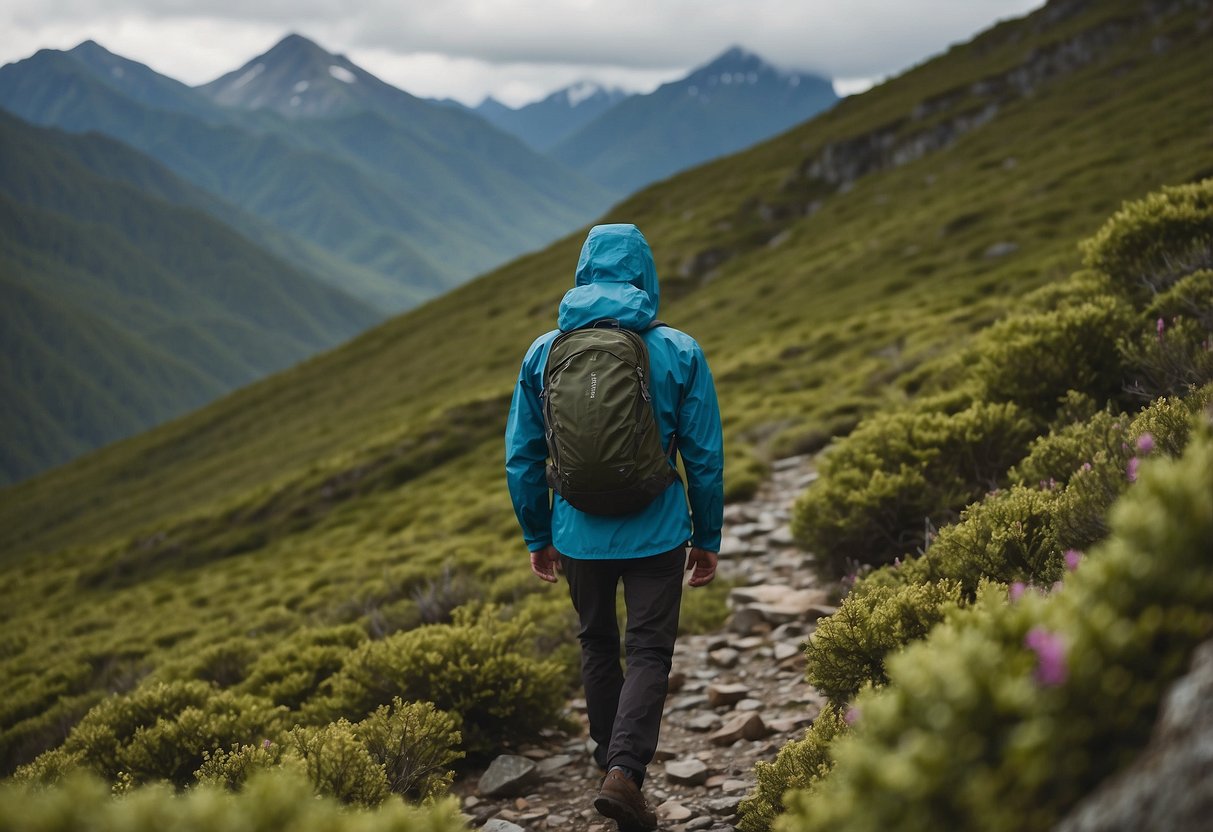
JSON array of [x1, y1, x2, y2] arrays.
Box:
[[288, 721, 390, 807], [311, 605, 565, 758], [792, 402, 1035, 576], [804, 580, 962, 705], [0, 769, 467, 832], [1010, 408, 1124, 488], [972, 296, 1135, 418], [237, 624, 368, 711], [357, 699, 462, 802], [774, 417, 1213, 832], [1120, 316, 1213, 400], [919, 486, 1063, 594], [194, 741, 285, 792], [737, 707, 848, 832], [15, 681, 286, 788], [1144, 269, 1213, 330], [1082, 178, 1213, 301]]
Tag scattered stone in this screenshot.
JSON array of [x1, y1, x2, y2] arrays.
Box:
[[463, 795, 480, 808], [657, 801, 693, 821], [483, 820, 525, 832], [734, 635, 767, 651], [668, 670, 687, 693], [666, 758, 710, 786], [706, 683, 750, 707], [669, 694, 709, 711], [537, 754, 574, 775], [653, 747, 678, 762], [686, 817, 714, 831], [768, 525, 796, 546], [774, 642, 803, 661], [521, 747, 548, 760], [514, 797, 529, 810], [707, 796, 744, 814], [735, 698, 764, 712], [711, 713, 767, 746], [546, 814, 569, 826], [479, 755, 541, 797], [769, 712, 818, 734], [984, 241, 1020, 258], [705, 774, 729, 789], [728, 606, 767, 634], [684, 713, 721, 732], [722, 779, 753, 793], [709, 647, 740, 668]]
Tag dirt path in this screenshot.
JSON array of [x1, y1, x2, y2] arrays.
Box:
[[460, 456, 830, 832]]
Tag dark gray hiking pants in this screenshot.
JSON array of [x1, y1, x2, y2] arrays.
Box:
[[561, 546, 685, 784]]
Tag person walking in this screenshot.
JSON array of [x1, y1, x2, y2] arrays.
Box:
[[505, 223, 724, 831]]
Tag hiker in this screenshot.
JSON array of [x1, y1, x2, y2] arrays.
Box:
[[505, 223, 724, 831]]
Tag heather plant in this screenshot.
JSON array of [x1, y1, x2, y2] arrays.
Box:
[[803, 580, 962, 705], [1120, 315, 1213, 400], [737, 707, 848, 832], [971, 296, 1134, 419], [357, 699, 462, 802], [1144, 269, 1213, 330], [14, 681, 287, 788], [775, 420, 1213, 832], [310, 605, 565, 757], [792, 401, 1035, 576], [1081, 178, 1213, 302], [287, 720, 391, 807], [236, 624, 368, 710], [194, 741, 285, 792], [1009, 408, 1124, 488], [0, 768, 467, 832]]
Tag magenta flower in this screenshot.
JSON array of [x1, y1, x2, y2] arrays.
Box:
[[1081, 462, 1092, 472], [1126, 457, 1140, 482], [1136, 433, 1155, 455], [1064, 549, 1082, 571], [262, 739, 272, 749], [845, 706, 861, 725], [1157, 317, 1165, 340], [1009, 581, 1027, 602], [1024, 627, 1068, 687]]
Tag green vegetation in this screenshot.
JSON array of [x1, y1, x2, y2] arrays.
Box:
[[2, 0, 1212, 825], [739, 174, 1213, 832]]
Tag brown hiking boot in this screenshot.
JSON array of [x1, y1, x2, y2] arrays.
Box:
[[594, 768, 658, 832]]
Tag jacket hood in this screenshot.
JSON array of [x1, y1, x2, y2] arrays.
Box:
[[557, 224, 659, 331]]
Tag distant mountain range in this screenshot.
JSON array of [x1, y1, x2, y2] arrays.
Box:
[[473, 82, 631, 151], [552, 47, 837, 192], [0, 111, 379, 483], [0, 36, 614, 312], [0, 35, 840, 484]]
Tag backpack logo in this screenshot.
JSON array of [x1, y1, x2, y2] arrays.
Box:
[[589, 371, 598, 399]]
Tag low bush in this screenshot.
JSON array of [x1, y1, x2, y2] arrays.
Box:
[[1081, 178, 1213, 302], [775, 418, 1213, 832], [0, 768, 466, 832], [972, 296, 1134, 419], [737, 707, 848, 832], [237, 624, 368, 710], [15, 681, 286, 788], [1144, 269, 1213, 330], [288, 720, 390, 807], [1120, 316, 1213, 400], [792, 402, 1034, 576], [804, 580, 962, 705], [310, 605, 565, 758], [1010, 408, 1124, 488], [358, 698, 462, 802]]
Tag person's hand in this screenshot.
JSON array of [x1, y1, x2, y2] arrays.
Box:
[[686, 547, 718, 587], [530, 545, 562, 583]]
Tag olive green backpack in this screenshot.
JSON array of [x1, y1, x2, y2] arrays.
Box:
[[541, 319, 678, 516]]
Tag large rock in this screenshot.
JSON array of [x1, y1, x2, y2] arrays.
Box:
[[1053, 639, 1213, 832], [711, 712, 767, 746], [483, 820, 526, 832], [706, 683, 750, 707], [478, 755, 541, 797], [665, 758, 710, 786]]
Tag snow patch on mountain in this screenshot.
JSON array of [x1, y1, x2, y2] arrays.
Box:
[[231, 63, 265, 90], [328, 65, 356, 84]]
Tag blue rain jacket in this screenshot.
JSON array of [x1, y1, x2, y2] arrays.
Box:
[[505, 224, 724, 559]]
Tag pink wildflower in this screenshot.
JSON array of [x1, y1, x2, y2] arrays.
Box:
[[1157, 317, 1165, 340], [1064, 549, 1082, 571], [845, 706, 861, 725], [1081, 462, 1092, 472], [1136, 433, 1155, 455], [262, 739, 272, 749], [1126, 457, 1140, 482], [1024, 627, 1068, 687], [1009, 581, 1027, 602]]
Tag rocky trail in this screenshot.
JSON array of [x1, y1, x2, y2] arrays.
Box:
[[458, 455, 833, 832]]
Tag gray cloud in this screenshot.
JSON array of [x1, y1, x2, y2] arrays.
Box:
[[0, 1, 1044, 103]]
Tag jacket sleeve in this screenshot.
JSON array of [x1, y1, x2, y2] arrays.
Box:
[[678, 342, 724, 552], [505, 344, 552, 552]]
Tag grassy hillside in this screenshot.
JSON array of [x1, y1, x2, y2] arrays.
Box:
[[0, 113, 379, 483], [0, 0, 1209, 787]]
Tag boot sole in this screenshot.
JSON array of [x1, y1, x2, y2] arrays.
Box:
[[594, 794, 656, 832]]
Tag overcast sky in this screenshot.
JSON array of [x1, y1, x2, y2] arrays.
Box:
[[1, 1, 1044, 106]]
